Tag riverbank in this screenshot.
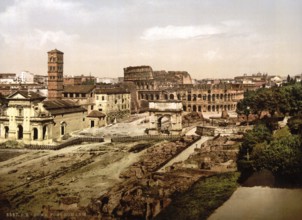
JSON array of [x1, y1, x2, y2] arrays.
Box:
[[155, 172, 240, 220]]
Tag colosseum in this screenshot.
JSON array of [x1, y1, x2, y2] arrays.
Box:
[[123, 66, 244, 113]]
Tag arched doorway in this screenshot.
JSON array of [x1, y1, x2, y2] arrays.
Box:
[[43, 125, 47, 139], [33, 128, 38, 140], [150, 94, 154, 100], [61, 122, 67, 136], [157, 115, 172, 134], [17, 125, 23, 139], [148, 101, 183, 135], [193, 94, 197, 101], [5, 126, 9, 138]]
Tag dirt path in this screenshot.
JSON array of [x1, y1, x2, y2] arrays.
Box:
[[0, 139, 159, 215]]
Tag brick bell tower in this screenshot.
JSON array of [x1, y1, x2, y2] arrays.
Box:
[[47, 49, 64, 100]]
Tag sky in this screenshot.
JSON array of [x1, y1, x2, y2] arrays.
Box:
[[0, 0, 301, 79]]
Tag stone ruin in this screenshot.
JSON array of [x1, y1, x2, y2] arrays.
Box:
[[86, 133, 241, 219]]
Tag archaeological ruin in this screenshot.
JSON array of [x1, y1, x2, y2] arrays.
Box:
[[147, 101, 183, 135], [123, 65, 244, 113]]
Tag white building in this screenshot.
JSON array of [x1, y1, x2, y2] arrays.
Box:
[[16, 71, 34, 84], [96, 77, 118, 84]]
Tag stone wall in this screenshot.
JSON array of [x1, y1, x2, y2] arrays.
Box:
[[124, 66, 154, 81], [52, 111, 87, 139], [106, 110, 131, 123]]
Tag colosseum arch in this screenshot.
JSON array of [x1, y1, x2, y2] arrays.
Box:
[[148, 101, 182, 135], [150, 94, 154, 100]]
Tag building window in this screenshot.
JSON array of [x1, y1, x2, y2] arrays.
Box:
[[91, 105, 94, 110], [18, 108, 23, 117], [5, 126, 9, 138], [17, 125, 23, 139], [102, 96, 105, 100]]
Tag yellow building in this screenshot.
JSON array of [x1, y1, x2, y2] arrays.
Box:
[[0, 91, 87, 145], [95, 88, 131, 123]]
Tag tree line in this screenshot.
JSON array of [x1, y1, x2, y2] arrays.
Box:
[[237, 82, 302, 185]]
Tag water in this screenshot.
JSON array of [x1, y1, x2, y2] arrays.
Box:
[[208, 186, 302, 220]]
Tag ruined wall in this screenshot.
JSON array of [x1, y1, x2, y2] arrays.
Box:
[[138, 83, 244, 113], [153, 71, 192, 88], [167, 71, 192, 84], [124, 66, 154, 81]]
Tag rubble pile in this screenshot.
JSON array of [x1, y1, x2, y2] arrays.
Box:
[[186, 135, 239, 171], [88, 170, 209, 219], [87, 136, 205, 219], [182, 112, 204, 125], [119, 136, 200, 179]]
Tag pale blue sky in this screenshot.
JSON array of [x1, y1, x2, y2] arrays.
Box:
[[0, 0, 301, 79]]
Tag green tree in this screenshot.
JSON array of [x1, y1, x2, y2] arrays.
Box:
[[237, 124, 272, 173], [238, 82, 302, 117], [287, 74, 291, 83], [253, 135, 302, 177], [287, 115, 302, 135]]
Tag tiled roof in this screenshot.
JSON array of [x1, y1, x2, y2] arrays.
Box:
[[7, 91, 46, 100], [48, 49, 63, 54], [87, 110, 106, 118], [43, 99, 86, 115], [63, 85, 95, 94]]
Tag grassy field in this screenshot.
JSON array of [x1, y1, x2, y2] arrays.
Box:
[[155, 172, 240, 220]]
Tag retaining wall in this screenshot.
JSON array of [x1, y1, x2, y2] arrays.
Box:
[[25, 137, 104, 150]]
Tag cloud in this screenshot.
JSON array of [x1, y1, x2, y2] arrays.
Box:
[[204, 50, 220, 61], [141, 25, 223, 41], [1, 29, 79, 49]]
